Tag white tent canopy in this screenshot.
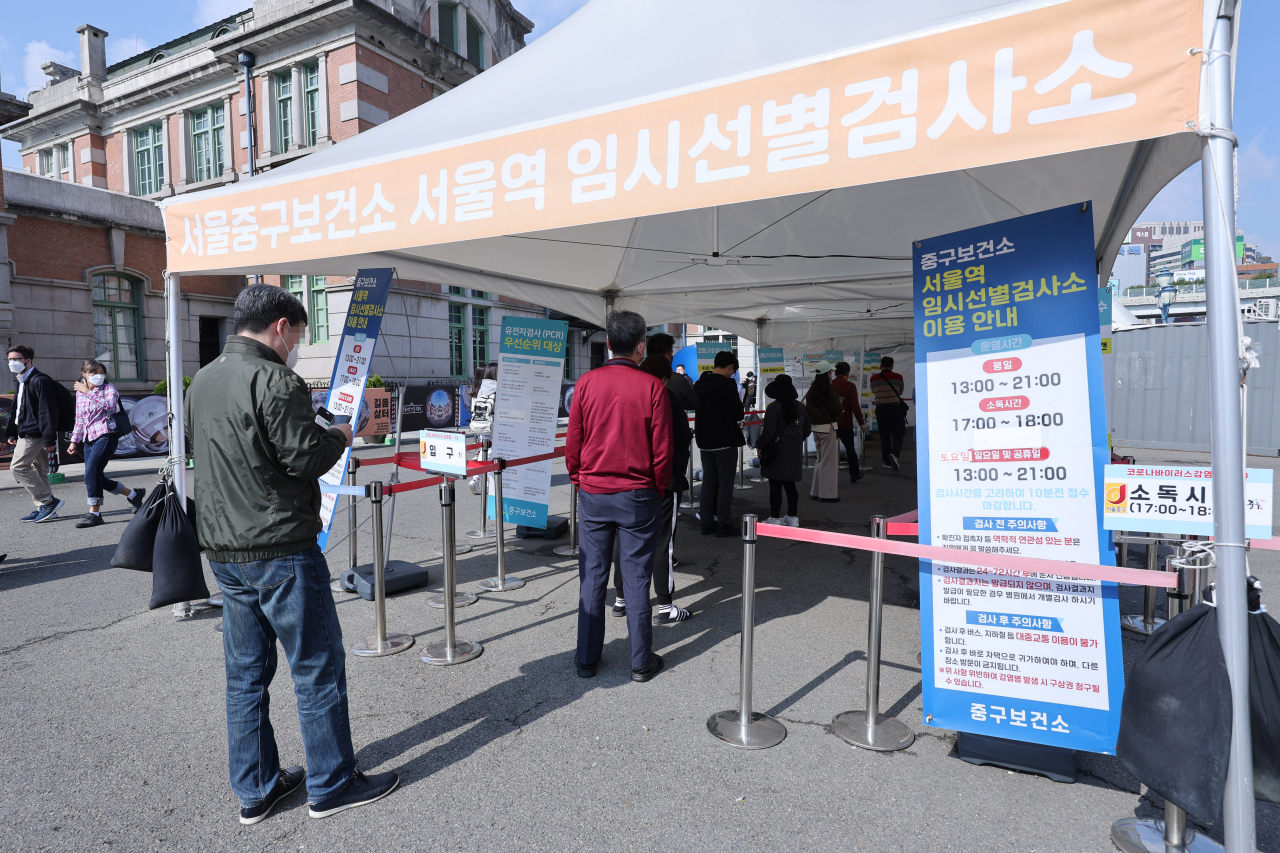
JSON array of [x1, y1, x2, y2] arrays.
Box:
[[162, 0, 1213, 351]]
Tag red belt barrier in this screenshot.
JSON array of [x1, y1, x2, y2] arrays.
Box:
[[886, 523, 918, 536], [885, 509, 918, 524], [756, 522, 1177, 587]]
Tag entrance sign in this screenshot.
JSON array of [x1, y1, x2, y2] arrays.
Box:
[[1103, 465, 1273, 540], [490, 317, 569, 528], [758, 348, 785, 376], [418, 430, 468, 477], [317, 268, 393, 536], [914, 203, 1121, 755]]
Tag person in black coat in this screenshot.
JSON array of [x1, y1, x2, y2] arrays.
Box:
[[5, 344, 65, 522], [756, 374, 811, 526], [693, 351, 745, 537]]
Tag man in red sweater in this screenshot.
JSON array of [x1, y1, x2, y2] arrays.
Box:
[[566, 311, 673, 682]]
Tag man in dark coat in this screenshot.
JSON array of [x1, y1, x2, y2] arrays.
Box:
[[5, 344, 65, 523], [694, 350, 745, 537]]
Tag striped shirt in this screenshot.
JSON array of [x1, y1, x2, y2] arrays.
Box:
[[70, 383, 121, 443], [869, 371, 905, 406]]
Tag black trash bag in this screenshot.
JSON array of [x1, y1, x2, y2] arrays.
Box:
[[109, 483, 167, 572], [1248, 586, 1280, 805], [148, 487, 207, 609], [1116, 602, 1232, 824]]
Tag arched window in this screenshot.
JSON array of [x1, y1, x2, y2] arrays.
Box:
[[466, 14, 484, 67], [92, 273, 144, 380], [150, 51, 167, 64], [213, 26, 231, 38]]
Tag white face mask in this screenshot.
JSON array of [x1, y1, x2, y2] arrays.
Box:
[[276, 324, 300, 369], [87, 373, 106, 387], [8, 359, 25, 374]]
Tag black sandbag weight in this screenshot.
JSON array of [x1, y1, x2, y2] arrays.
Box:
[[148, 487, 208, 609]]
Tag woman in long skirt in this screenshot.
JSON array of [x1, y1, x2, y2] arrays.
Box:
[[804, 361, 843, 502]]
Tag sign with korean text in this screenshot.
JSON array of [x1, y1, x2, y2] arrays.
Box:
[[915, 203, 1121, 754], [164, 0, 1200, 273], [419, 429, 468, 477], [489, 318, 569, 528], [758, 347, 785, 376], [695, 342, 721, 375], [317, 269, 393, 538], [1103, 465, 1274, 540]]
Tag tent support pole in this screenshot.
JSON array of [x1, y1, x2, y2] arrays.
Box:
[[1202, 5, 1254, 853], [164, 271, 187, 506]]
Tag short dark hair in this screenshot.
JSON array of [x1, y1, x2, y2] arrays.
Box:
[[835, 361, 851, 376], [646, 332, 676, 357], [881, 356, 894, 369], [233, 284, 309, 334], [606, 310, 646, 354], [7, 344, 34, 361], [714, 350, 738, 370], [81, 359, 108, 376]]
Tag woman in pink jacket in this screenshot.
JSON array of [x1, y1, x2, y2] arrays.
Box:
[[65, 360, 145, 528]]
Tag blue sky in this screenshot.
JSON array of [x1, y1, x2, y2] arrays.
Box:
[[2, 0, 1276, 257]]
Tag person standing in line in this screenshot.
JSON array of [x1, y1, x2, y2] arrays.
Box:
[[186, 285, 398, 824], [65, 360, 145, 527], [831, 362, 866, 483], [741, 371, 757, 409], [566, 311, 673, 682], [804, 361, 843, 502], [694, 351, 745, 537], [5, 345, 65, 523], [870, 356, 908, 472], [757, 374, 811, 527], [466, 361, 498, 496]]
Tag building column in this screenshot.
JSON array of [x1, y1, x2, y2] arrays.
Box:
[[290, 64, 304, 151], [161, 114, 173, 194], [259, 73, 274, 158], [315, 52, 330, 143], [176, 110, 189, 186], [222, 93, 235, 177], [67, 139, 77, 183], [0, 211, 15, 343]]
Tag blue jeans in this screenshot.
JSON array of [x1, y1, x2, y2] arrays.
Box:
[[82, 435, 119, 503], [209, 546, 356, 808]]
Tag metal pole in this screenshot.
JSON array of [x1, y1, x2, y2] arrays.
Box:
[[331, 458, 360, 594], [553, 483, 579, 557], [467, 439, 495, 539], [832, 515, 914, 750], [680, 442, 695, 508], [383, 382, 405, 560], [422, 480, 483, 664], [480, 462, 524, 591], [708, 515, 786, 749], [164, 271, 196, 619], [1123, 537, 1167, 635], [733, 440, 752, 490], [352, 482, 414, 657]]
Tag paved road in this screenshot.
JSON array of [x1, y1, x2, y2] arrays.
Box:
[[1, 443, 1276, 852]]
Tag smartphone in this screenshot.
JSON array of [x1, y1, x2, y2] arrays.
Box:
[[315, 406, 335, 427], [332, 415, 352, 425]]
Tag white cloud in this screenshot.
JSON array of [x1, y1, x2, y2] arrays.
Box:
[[23, 40, 77, 96], [108, 36, 152, 66], [193, 0, 250, 27]]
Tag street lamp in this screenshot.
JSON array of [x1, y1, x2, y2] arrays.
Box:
[[1156, 270, 1177, 324]]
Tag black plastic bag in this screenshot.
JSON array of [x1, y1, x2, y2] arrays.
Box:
[[109, 483, 167, 572], [1116, 602, 1232, 823], [148, 487, 207, 609], [1249, 602, 1280, 804]]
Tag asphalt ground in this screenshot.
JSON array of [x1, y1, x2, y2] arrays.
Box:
[[1, 439, 1278, 853]]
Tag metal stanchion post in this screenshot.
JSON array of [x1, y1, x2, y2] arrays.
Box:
[[427, 478, 478, 610], [1118, 530, 1129, 569], [332, 459, 360, 593], [733, 440, 752, 490], [708, 515, 786, 749], [480, 462, 524, 591], [467, 440, 496, 539], [352, 482, 414, 657], [421, 480, 483, 665], [832, 515, 915, 750], [680, 442, 695, 509], [1122, 535, 1167, 636], [553, 484, 580, 557]]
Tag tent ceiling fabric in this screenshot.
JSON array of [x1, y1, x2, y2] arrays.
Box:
[[161, 0, 1205, 347]]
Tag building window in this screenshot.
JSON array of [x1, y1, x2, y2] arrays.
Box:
[[56, 143, 71, 174], [92, 273, 143, 380], [283, 275, 328, 344], [447, 285, 464, 295], [466, 15, 484, 67], [471, 305, 489, 369], [589, 341, 606, 370], [38, 148, 54, 176], [303, 63, 320, 146], [469, 289, 487, 299], [438, 2, 457, 52], [133, 123, 165, 195], [448, 303, 466, 377], [275, 72, 293, 152], [563, 337, 573, 380], [191, 103, 225, 182]]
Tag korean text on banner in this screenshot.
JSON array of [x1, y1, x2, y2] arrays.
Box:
[[914, 203, 1121, 755], [490, 317, 569, 528], [758, 348, 785, 376], [317, 268, 393, 540], [1103, 465, 1274, 540], [695, 342, 721, 375]]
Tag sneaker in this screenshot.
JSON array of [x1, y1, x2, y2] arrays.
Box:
[[173, 601, 194, 618], [714, 524, 737, 538], [631, 653, 665, 683], [75, 513, 104, 529], [782, 516, 800, 528], [33, 499, 64, 523], [308, 770, 399, 819], [19, 509, 41, 522], [881, 462, 894, 469], [890, 454, 901, 472], [575, 657, 598, 678], [762, 517, 784, 525], [128, 487, 146, 512], [612, 598, 626, 618], [240, 765, 304, 825], [654, 606, 690, 625]]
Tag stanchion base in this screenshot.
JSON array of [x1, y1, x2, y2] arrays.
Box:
[[707, 710, 787, 749], [831, 710, 915, 751], [479, 575, 525, 591], [432, 544, 474, 556], [206, 594, 223, 608], [732, 483, 753, 490], [426, 592, 478, 609], [552, 545, 579, 557], [1110, 818, 1221, 853], [214, 620, 223, 635], [1121, 614, 1166, 636], [465, 529, 496, 540], [420, 639, 484, 665], [331, 579, 356, 594], [352, 632, 415, 657]]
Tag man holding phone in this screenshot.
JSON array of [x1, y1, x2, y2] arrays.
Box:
[[186, 285, 398, 825]]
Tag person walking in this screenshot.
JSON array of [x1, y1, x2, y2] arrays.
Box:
[[870, 356, 908, 471], [65, 360, 145, 527], [831, 362, 866, 483], [804, 361, 843, 502], [5, 345, 65, 523], [185, 285, 398, 824], [566, 311, 673, 682], [694, 351, 745, 537], [757, 374, 811, 527]]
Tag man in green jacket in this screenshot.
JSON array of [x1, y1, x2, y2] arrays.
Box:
[[186, 284, 398, 825]]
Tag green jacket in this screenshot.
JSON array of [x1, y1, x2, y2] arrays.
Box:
[[185, 336, 346, 563]]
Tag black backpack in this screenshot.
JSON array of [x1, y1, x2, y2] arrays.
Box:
[[50, 377, 76, 432]]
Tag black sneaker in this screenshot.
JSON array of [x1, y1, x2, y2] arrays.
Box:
[[632, 653, 665, 683], [889, 454, 901, 472], [75, 513, 104, 529], [654, 607, 690, 625], [128, 487, 146, 512], [714, 524, 737, 538], [308, 770, 399, 819], [575, 657, 598, 678], [240, 765, 304, 825], [612, 598, 626, 618]]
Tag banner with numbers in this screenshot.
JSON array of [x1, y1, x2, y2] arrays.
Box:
[[914, 203, 1121, 754]]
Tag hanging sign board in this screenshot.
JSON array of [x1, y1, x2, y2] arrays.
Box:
[[915, 203, 1121, 755], [317, 268, 393, 539], [1103, 464, 1273, 539], [489, 317, 569, 528], [758, 348, 785, 376], [419, 429, 468, 477], [695, 342, 721, 375]]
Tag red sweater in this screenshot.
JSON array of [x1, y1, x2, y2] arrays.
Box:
[[566, 358, 673, 496]]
